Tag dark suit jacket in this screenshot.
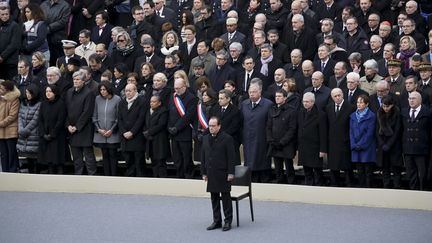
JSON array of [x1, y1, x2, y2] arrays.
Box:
[[377, 58, 389, 77], [220, 31, 246, 48], [234, 69, 265, 96], [304, 85, 331, 111], [178, 41, 198, 72], [369, 92, 399, 113], [91, 23, 114, 47], [254, 58, 283, 91], [313, 59, 336, 85], [118, 95, 146, 151], [328, 75, 347, 90], [201, 131, 235, 193], [421, 51, 432, 63], [168, 90, 198, 141], [144, 106, 170, 160], [344, 88, 369, 105], [401, 105, 431, 155], [134, 54, 164, 74], [158, 6, 177, 27]]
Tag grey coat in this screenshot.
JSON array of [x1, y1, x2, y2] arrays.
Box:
[[92, 95, 121, 144], [17, 101, 41, 155]]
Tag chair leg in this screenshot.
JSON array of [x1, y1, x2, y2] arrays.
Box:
[[249, 195, 254, 222], [236, 201, 239, 227]]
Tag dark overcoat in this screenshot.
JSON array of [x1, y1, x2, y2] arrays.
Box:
[[38, 98, 67, 165], [376, 107, 403, 167], [144, 106, 170, 160], [349, 109, 376, 163], [241, 98, 273, 171], [65, 86, 95, 147], [118, 96, 146, 151], [401, 106, 431, 155], [201, 132, 235, 193], [168, 90, 197, 141], [266, 103, 297, 159], [297, 105, 328, 168], [326, 101, 355, 170]]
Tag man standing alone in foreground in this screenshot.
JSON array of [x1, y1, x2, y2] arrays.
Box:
[[201, 116, 235, 231]]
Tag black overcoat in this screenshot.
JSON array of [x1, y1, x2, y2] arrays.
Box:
[[297, 105, 328, 168], [201, 132, 235, 193], [65, 86, 95, 147], [118, 96, 146, 151], [144, 106, 170, 160], [326, 101, 355, 170], [38, 98, 67, 165], [266, 103, 297, 159], [376, 108, 403, 167]]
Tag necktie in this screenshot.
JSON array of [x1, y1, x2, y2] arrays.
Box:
[[336, 104, 340, 114], [156, 11, 160, 17], [314, 88, 318, 93], [321, 62, 326, 71], [348, 91, 353, 102], [228, 33, 233, 43], [378, 97, 382, 107], [21, 77, 25, 84], [252, 102, 257, 109], [411, 109, 416, 121], [245, 73, 250, 92], [221, 107, 226, 115]]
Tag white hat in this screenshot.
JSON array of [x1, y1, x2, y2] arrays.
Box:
[[61, 40, 77, 48]]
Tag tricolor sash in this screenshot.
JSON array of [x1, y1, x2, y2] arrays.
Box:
[[173, 93, 194, 129], [197, 104, 208, 129]]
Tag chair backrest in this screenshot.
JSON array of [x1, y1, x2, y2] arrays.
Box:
[[232, 165, 251, 187]]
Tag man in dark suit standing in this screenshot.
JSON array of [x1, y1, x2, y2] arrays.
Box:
[[220, 18, 246, 50], [402, 91, 431, 190], [235, 56, 263, 98], [153, 0, 176, 27], [304, 71, 331, 111], [328, 61, 348, 90], [178, 25, 198, 73], [345, 72, 369, 106], [209, 89, 242, 165], [201, 116, 235, 231], [254, 43, 283, 91], [168, 77, 198, 178], [91, 11, 114, 47], [326, 88, 356, 186], [313, 44, 337, 85], [134, 38, 164, 73]]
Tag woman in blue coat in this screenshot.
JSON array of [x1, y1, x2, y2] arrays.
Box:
[[350, 94, 376, 188]]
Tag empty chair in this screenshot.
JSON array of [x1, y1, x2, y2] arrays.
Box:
[[230, 165, 254, 227]]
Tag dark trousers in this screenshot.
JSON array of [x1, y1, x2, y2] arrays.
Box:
[[101, 147, 118, 176], [356, 162, 375, 188], [171, 140, 193, 178], [0, 138, 19, 172], [273, 157, 295, 184], [251, 170, 271, 183], [123, 151, 145, 177], [404, 154, 427, 190], [151, 158, 167, 177], [303, 166, 324, 186], [210, 192, 233, 224], [0, 63, 18, 80], [70, 146, 97, 175], [330, 169, 354, 187], [381, 153, 403, 188]]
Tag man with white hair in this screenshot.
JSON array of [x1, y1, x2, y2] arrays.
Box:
[[405, 0, 427, 36], [326, 88, 356, 186], [328, 61, 348, 90], [228, 42, 243, 72], [241, 78, 273, 182], [282, 13, 317, 61], [283, 49, 303, 82], [297, 91, 328, 186], [359, 59, 383, 95], [303, 71, 331, 110], [344, 71, 369, 105], [363, 35, 383, 62]]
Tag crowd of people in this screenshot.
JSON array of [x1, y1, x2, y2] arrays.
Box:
[[1, 0, 432, 190]]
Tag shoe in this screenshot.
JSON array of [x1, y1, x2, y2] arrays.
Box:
[[222, 222, 231, 231], [206, 222, 222, 230]]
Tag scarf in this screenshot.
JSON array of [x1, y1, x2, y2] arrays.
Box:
[[355, 107, 369, 122], [260, 54, 273, 76], [399, 49, 416, 69], [161, 45, 179, 56], [126, 93, 138, 109], [116, 44, 135, 56]]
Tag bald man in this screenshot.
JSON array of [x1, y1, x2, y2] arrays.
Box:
[[303, 71, 331, 110], [402, 91, 432, 190]]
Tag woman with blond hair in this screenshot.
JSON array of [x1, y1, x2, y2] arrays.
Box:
[[161, 31, 180, 56], [396, 35, 418, 70]]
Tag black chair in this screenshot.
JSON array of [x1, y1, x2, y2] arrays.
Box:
[[230, 165, 254, 227]]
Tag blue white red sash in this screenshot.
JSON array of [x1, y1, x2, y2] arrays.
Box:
[[173, 93, 194, 129], [197, 104, 208, 129], [173, 94, 186, 117]]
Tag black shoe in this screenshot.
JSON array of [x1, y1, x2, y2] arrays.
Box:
[[206, 222, 222, 230], [222, 222, 231, 231]]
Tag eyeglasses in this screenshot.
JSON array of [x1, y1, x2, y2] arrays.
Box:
[[117, 39, 126, 42]]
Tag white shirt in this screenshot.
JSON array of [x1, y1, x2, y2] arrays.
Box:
[[410, 106, 421, 119]]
